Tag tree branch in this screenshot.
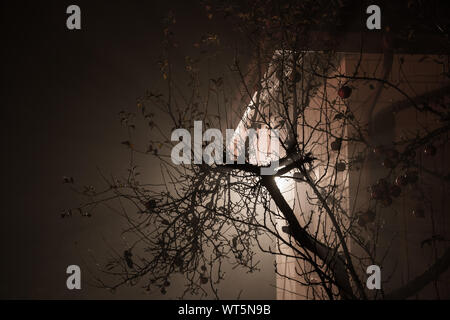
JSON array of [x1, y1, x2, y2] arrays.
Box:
[[261, 175, 355, 299], [385, 247, 450, 300]]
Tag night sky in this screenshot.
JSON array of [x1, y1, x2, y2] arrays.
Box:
[[1, 0, 274, 299]]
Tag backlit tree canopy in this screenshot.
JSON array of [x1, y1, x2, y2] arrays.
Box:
[[64, 0, 450, 299]]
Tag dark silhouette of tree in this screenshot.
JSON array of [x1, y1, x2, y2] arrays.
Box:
[[63, 0, 450, 299]]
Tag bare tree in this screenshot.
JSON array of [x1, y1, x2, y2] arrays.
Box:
[[63, 0, 450, 299]]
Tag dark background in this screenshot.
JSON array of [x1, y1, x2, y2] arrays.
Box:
[[1, 0, 274, 299]]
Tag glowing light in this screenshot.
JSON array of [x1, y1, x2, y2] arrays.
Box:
[[275, 176, 294, 192]]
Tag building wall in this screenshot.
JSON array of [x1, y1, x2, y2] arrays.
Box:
[[346, 53, 450, 299], [276, 53, 450, 299]]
